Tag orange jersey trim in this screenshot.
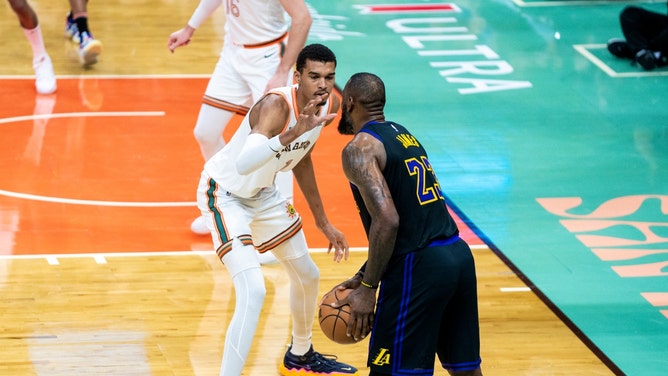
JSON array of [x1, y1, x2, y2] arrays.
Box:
[[202, 95, 249, 115], [291, 86, 300, 124], [255, 217, 303, 253], [244, 32, 288, 49], [216, 235, 254, 260]]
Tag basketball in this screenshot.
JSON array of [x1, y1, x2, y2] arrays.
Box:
[[318, 287, 357, 344]]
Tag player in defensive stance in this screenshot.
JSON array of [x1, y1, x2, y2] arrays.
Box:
[[196, 44, 358, 376]]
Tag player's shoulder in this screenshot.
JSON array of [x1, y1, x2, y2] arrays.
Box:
[[248, 92, 291, 132], [258, 90, 291, 113], [344, 131, 382, 159]]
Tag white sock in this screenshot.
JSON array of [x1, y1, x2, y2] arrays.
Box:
[[23, 25, 47, 63], [275, 234, 319, 355]]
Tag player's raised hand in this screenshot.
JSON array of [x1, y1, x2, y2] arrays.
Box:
[[294, 93, 337, 133]]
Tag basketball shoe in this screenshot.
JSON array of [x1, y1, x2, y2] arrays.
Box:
[[64, 13, 78, 42], [78, 32, 102, 66], [190, 215, 210, 235], [634, 49, 668, 71], [280, 345, 358, 376], [33, 55, 57, 95], [606, 38, 633, 59]]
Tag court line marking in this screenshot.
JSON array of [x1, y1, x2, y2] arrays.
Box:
[[574, 44, 668, 77], [0, 245, 490, 260], [0, 190, 492, 248], [0, 111, 165, 125], [1, 110, 176, 206], [0, 189, 195, 207], [501, 287, 531, 292], [0, 74, 212, 80]]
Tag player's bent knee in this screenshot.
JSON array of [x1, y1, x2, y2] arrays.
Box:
[[244, 278, 266, 310]]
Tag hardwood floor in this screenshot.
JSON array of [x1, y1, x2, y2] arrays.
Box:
[[0, 248, 614, 375], [1, 1, 617, 374]]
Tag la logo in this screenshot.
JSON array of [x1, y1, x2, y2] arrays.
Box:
[[372, 348, 391, 366]]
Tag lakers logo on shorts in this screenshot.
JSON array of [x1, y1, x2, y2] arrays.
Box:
[[285, 202, 297, 218], [371, 348, 391, 366]]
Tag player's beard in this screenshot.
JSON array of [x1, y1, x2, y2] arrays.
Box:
[[338, 109, 354, 135]]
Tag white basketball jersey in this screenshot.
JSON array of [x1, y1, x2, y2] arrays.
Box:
[[224, 0, 289, 45], [204, 85, 333, 198]]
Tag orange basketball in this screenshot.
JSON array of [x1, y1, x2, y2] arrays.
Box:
[[318, 287, 357, 344]]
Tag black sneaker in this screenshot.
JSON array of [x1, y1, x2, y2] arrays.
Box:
[[607, 38, 633, 59], [279, 345, 358, 376], [635, 49, 657, 70]]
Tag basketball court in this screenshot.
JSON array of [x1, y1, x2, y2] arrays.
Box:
[[1, 1, 667, 375]]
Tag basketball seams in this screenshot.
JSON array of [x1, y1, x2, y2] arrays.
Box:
[[318, 287, 357, 344]]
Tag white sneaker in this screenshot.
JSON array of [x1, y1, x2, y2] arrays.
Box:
[[257, 251, 279, 265], [190, 215, 210, 235], [33, 55, 57, 94], [78, 32, 102, 66]]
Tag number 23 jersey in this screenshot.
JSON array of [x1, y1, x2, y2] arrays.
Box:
[[350, 121, 460, 257]]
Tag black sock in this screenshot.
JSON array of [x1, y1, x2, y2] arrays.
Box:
[[74, 17, 90, 39]]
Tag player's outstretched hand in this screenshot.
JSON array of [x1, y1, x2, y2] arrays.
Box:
[[322, 223, 349, 262], [294, 93, 337, 133]]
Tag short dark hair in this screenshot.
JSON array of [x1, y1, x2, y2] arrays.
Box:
[[296, 43, 337, 72], [345, 72, 386, 108]]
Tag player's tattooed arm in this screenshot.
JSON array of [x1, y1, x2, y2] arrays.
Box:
[[341, 135, 397, 288], [342, 135, 397, 339]]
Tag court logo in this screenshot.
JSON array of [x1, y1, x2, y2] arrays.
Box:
[[371, 348, 391, 366], [537, 195, 668, 319], [307, 4, 365, 41], [353, 3, 532, 94]]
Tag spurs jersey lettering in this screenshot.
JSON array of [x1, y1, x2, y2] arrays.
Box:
[[351, 121, 459, 257], [224, 0, 288, 45], [204, 85, 332, 198]]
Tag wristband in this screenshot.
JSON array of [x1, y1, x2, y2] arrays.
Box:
[[360, 280, 378, 289]]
